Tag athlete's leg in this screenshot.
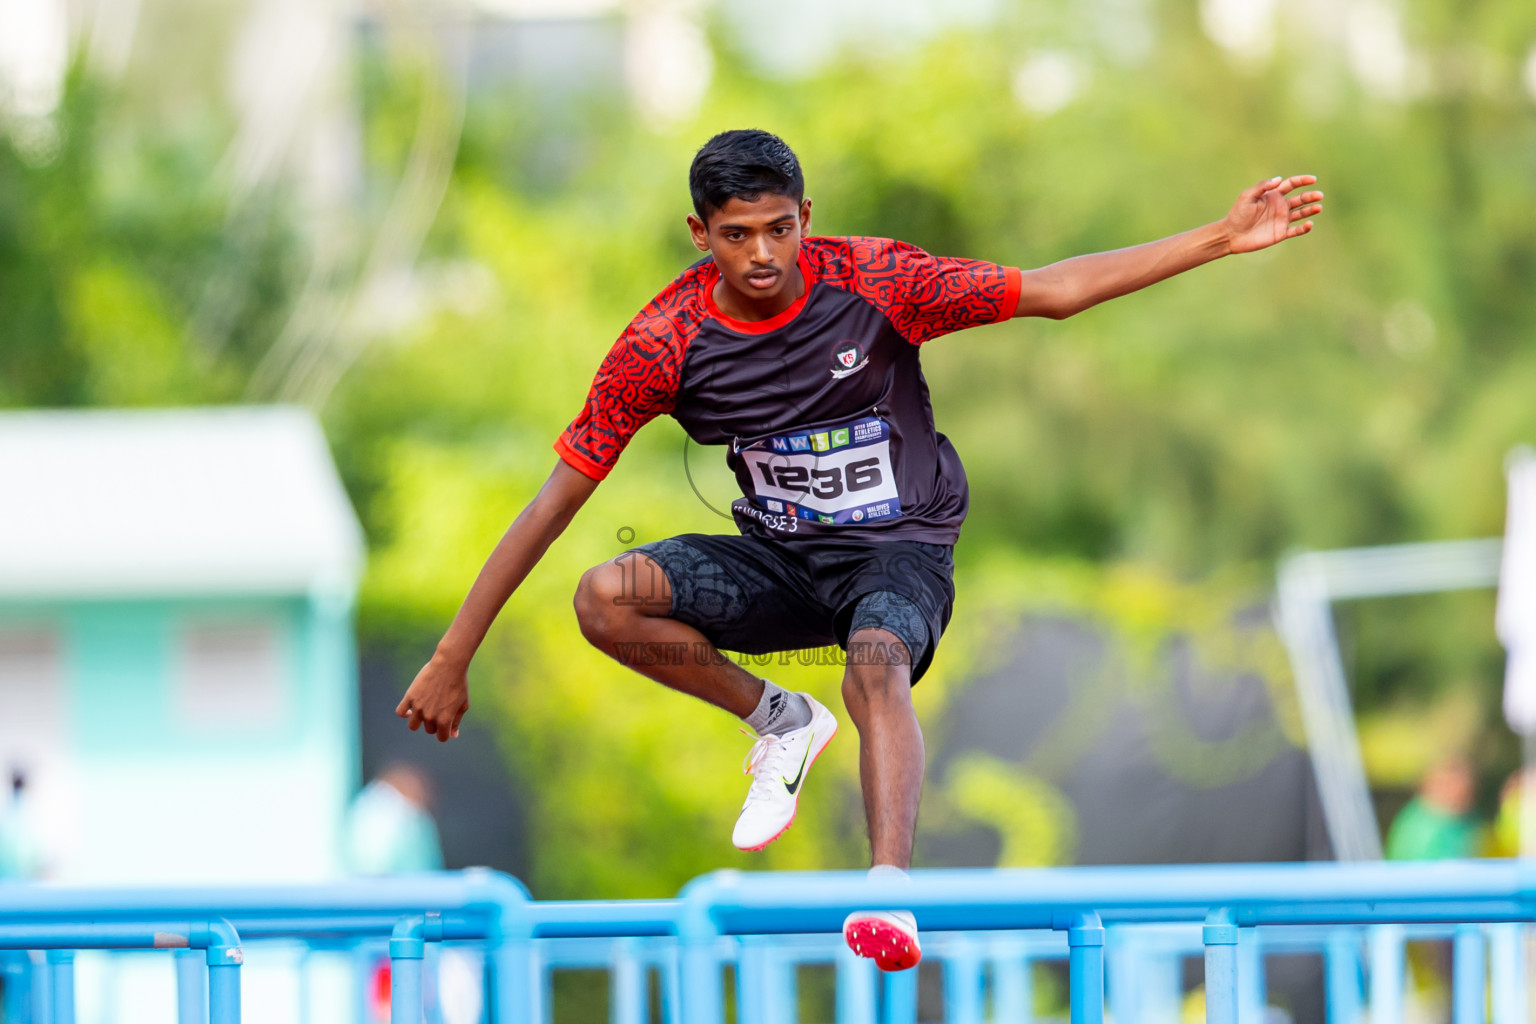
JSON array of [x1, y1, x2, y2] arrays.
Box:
[[573, 552, 763, 717], [840, 627, 922, 868]]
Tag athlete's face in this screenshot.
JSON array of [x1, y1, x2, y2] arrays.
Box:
[[688, 194, 813, 304]]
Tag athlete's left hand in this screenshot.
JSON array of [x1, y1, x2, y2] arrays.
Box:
[[1222, 175, 1324, 254]]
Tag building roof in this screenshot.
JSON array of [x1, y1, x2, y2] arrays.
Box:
[[0, 406, 365, 599]]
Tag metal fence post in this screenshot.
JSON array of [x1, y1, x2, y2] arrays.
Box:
[[1204, 909, 1238, 1024], [1454, 924, 1487, 1024], [1066, 911, 1105, 1024], [176, 947, 207, 1024], [45, 950, 73, 1024]]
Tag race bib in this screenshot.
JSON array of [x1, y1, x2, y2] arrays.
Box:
[[738, 415, 902, 525]]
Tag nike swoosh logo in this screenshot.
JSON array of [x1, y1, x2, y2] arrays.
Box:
[[782, 735, 813, 794]]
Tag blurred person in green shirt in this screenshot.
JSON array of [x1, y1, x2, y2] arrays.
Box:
[[1385, 756, 1479, 861]]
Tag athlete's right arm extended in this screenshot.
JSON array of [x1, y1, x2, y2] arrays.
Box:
[[397, 459, 600, 742]]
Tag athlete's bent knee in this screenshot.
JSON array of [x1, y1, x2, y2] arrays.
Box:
[[574, 563, 627, 646], [842, 630, 913, 705]]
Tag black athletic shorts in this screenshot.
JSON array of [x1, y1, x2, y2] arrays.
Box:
[[630, 533, 956, 684]]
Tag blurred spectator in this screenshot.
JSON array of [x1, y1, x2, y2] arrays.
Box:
[[0, 769, 45, 879], [1385, 756, 1479, 861], [1486, 765, 1536, 858], [343, 764, 444, 876]]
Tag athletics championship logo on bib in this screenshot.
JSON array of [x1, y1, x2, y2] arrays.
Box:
[[738, 415, 901, 525]]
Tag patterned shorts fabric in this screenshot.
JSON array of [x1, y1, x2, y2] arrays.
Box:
[[629, 533, 954, 684]]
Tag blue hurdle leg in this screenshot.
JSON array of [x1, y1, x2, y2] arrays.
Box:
[[880, 965, 917, 1024], [29, 951, 51, 1024], [835, 941, 877, 1024], [989, 949, 1032, 1024], [1489, 923, 1525, 1024], [1238, 927, 1265, 1024], [680, 938, 722, 1024], [46, 951, 74, 1024], [1325, 932, 1364, 1024], [489, 939, 543, 1024], [2, 951, 31, 1024], [943, 937, 984, 1024], [1369, 925, 1405, 1024], [1068, 912, 1105, 1024], [1454, 924, 1487, 1024], [390, 919, 426, 1024], [611, 938, 647, 1024], [176, 947, 207, 1024], [1204, 909, 1238, 1024]]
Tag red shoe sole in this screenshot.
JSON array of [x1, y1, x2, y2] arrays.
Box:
[[736, 720, 838, 852], [843, 916, 922, 972]]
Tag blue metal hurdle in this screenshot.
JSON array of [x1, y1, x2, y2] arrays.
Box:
[[1, 860, 1533, 1023]]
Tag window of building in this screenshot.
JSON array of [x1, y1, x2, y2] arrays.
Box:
[[175, 618, 285, 727]]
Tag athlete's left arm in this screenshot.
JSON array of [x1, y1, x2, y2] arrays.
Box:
[[1012, 174, 1323, 320]]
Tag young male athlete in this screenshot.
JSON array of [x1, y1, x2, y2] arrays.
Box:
[[397, 129, 1324, 971]]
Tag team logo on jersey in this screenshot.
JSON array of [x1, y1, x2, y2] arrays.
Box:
[[830, 341, 868, 379], [851, 508, 864, 521]]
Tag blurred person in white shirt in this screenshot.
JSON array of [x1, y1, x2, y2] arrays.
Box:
[[343, 763, 444, 875]]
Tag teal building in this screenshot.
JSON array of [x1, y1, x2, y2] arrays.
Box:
[[0, 406, 365, 884]]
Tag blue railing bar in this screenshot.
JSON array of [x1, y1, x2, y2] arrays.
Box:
[[0, 870, 527, 919], [1237, 901, 1534, 926], [688, 860, 1536, 907], [528, 901, 680, 938], [0, 921, 232, 950]]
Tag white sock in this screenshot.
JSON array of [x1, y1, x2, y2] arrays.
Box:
[[742, 678, 812, 736]]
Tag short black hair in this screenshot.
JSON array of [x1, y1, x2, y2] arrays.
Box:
[[689, 129, 804, 221]]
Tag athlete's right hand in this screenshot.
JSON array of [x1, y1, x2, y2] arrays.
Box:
[[397, 654, 470, 742]]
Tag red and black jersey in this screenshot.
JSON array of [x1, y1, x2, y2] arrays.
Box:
[[554, 236, 1021, 545]]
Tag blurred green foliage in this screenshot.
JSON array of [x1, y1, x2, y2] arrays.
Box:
[[5, 0, 1536, 895]]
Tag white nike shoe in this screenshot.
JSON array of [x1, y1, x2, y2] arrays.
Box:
[[731, 694, 838, 851], [843, 909, 922, 972]]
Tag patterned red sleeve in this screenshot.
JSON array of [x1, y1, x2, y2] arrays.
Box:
[[554, 271, 703, 480], [816, 237, 1022, 345]]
